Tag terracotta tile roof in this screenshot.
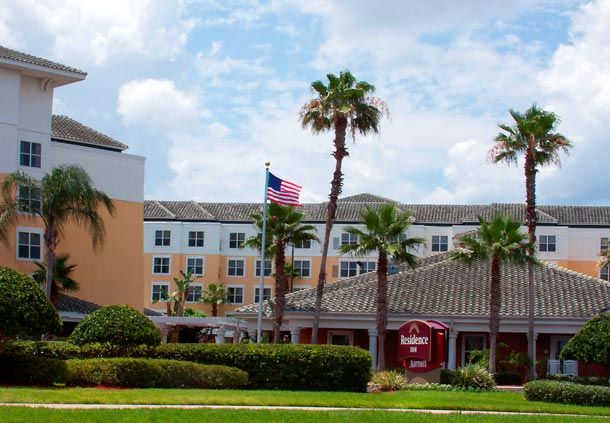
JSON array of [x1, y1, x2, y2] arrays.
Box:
[[55, 293, 100, 314], [0, 45, 86, 75], [51, 115, 128, 151], [236, 253, 610, 319]]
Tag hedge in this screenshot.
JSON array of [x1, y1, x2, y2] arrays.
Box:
[[524, 380, 610, 406], [546, 374, 608, 386], [66, 358, 247, 389], [5, 341, 372, 392], [494, 371, 521, 386], [0, 354, 67, 386]]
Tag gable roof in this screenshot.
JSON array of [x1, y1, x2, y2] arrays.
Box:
[[52, 115, 128, 151], [0, 45, 86, 76], [55, 293, 100, 315], [236, 252, 610, 320]]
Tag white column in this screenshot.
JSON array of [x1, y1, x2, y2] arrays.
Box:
[[448, 331, 458, 370], [216, 326, 226, 344], [368, 328, 378, 369], [290, 326, 301, 344]]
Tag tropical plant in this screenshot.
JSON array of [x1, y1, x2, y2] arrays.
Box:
[[0, 266, 62, 351], [452, 364, 496, 390], [184, 308, 207, 318], [450, 216, 536, 373], [32, 253, 79, 302], [561, 313, 610, 366], [598, 248, 610, 277], [284, 262, 302, 293], [244, 202, 318, 342], [300, 70, 388, 343], [339, 203, 424, 370], [0, 165, 115, 299], [200, 283, 226, 317], [489, 104, 572, 379], [370, 370, 408, 392]]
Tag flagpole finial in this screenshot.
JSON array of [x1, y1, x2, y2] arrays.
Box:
[[265, 161, 271, 167]]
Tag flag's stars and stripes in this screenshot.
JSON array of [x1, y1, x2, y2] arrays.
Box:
[[267, 172, 301, 206]]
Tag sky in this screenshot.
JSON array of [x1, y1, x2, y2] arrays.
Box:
[[1, 0, 609, 205]]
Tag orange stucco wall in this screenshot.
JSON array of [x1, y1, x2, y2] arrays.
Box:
[[563, 261, 599, 278]]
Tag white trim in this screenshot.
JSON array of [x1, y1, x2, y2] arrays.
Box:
[[226, 284, 245, 305], [254, 259, 273, 278], [228, 232, 246, 249], [227, 257, 246, 277], [152, 255, 172, 275], [151, 281, 170, 302], [293, 258, 312, 278], [186, 282, 204, 303], [185, 256, 205, 276], [15, 226, 43, 261], [327, 329, 354, 346]]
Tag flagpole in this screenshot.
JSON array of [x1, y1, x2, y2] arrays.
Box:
[[256, 162, 271, 343]]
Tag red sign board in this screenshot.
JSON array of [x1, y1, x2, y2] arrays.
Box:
[[398, 320, 432, 362]]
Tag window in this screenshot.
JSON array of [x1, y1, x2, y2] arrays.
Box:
[[226, 286, 244, 304], [229, 232, 245, 248], [601, 237, 609, 253], [293, 259, 311, 278], [186, 257, 204, 276], [17, 231, 41, 260], [227, 259, 245, 276], [462, 334, 486, 366], [327, 330, 354, 346], [151, 283, 169, 302], [153, 257, 170, 274], [186, 284, 203, 303], [188, 231, 204, 247], [431, 235, 449, 252], [17, 185, 41, 214], [19, 141, 41, 168], [601, 265, 609, 281], [154, 230, 171, 246], [254, 286, 272, 303], [539, 235, 556, 252], [341, 232, 358, 246], [255, 260, 272, 277], [340, 261, 375, 277], [294, 239, 312, 249]]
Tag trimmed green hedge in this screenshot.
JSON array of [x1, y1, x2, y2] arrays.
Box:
[[0, 354, 67, 386], [524, 380, 610, 406], [5, 341, 372, 392], [66, 358, 247, 389]]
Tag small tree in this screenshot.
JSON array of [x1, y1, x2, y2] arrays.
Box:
[[200, 283, 226, 317], [32, 253, 79, 303], [561, 314, 610, 367], [0, 266, 61, 351]]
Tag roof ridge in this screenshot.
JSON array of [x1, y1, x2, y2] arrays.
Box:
[[155, 201, 176, 218], [192, 201, 217, 219], [542, 261, 610, 287]]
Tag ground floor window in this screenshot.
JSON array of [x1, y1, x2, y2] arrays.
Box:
[[327, 330, 354, 346], [186, 283, 203, 303], [151, 282, 169, 302], [226, 286, 244, 304], [462, 334, 486, 366], [254, 286, 272, 303]]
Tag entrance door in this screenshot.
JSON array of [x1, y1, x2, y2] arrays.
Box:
[[550, 335, 571, 360]]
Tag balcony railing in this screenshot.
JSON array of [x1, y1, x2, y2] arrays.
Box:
[[547, 359, 578, 377]]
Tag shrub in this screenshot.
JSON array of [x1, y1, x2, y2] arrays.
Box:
[[546, 374, 608, 386], [561, 314, 610, 366], [524, 380, 610, 406], [4, 341, 80, 359], [65, 358, 247, 389], [494, 371, 521, 386], [440, 368, 454, 385], [452, 364, 496, 390], [68, 305, 161, 347], [370, 370, 408, 391], [0, 267, 61, 351], [0, 354, 67, 385]]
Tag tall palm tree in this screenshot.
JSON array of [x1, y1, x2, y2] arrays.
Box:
[[32, 253, 79, 303], [339, 203, 424, 370], [489, 104, 571, 378], [300, 70, 388, 343], [450, 216, 536, 373], [244, 203, 318, 343], [0, 165, 115, 299], [201, 283, 227, 317]]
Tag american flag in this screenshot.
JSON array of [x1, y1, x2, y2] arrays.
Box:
[[267, 172, 301, 206]]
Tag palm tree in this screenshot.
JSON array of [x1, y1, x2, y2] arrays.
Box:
[[244, 203, 318, 343], [201, 283, 227, 317], [598, 249, 610, 280], [339, 203, 424, 370], [32, 253, 79, 303], [0, 165, 115, 300], [450, 216, 536, 373], [300, 70, 388, 343], [489, 104, 572, 378]]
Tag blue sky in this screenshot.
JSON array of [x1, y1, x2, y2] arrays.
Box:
[[2, 0, 609, 205]]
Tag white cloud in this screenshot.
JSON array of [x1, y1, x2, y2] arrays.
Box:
[[195, 41, 272, 83]]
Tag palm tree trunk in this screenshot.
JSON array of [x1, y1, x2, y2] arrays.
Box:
[[525, 135, 537, 380], [44, 223, 57, 300], [376, 250, 388, 371], [212, 303, 218, 317], [312, 118, 348, 344], [274, 240, 288, 343], [489, 254, 501, 374]]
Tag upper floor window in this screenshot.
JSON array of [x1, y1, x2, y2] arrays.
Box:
[[601, 237, 608, 253], [255, 260, 272, 277], [293, 259, 311, 278], [188, 231, 204, 247], [229, 232, 245, 248], [254, 286, 272, 303], [539, 235, 556, 252], [186, 257, 204, 276], [19, 141, 41, 168], [294, 239, 312, 249], [340, 261, 375, 278], [17, 231, 41, 260], [227, 259, 245, 276], [17, 185, 41, 214], [153, 257, 170, 274], [186, 284, 203, 303], [341, 232, 358, 246], [431, 235, 448, 252], [151, 282, 169, 302], [226, 286, 244, 304], [155, 230, 170, 246]]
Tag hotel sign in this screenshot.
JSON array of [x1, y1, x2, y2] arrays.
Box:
[[398, 319, 449, 373]]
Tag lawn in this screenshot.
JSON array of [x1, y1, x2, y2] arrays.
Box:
[[0, 407, 606, 423], [1, 387, 609, 416]]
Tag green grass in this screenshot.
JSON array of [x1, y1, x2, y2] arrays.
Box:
[[0, 407, 605, 423], [0, 387, 609, 416]]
